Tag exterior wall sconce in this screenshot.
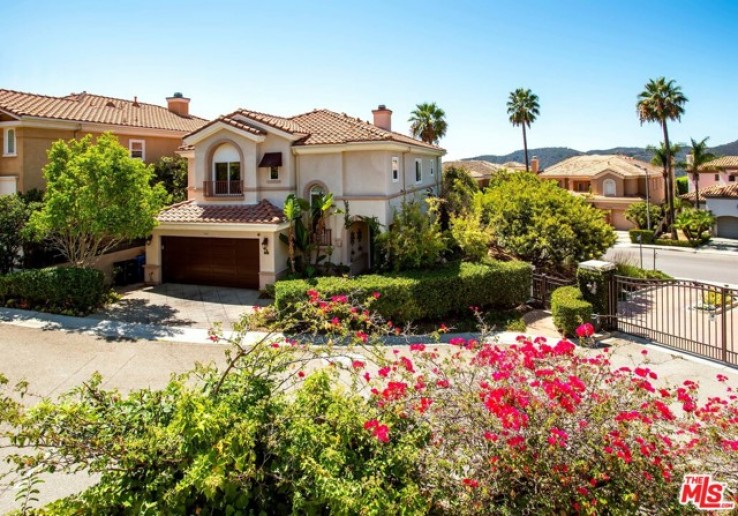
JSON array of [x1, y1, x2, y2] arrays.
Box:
[[261, 237, 269, 255]]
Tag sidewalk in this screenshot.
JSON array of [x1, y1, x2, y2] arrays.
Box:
[[613, 230, 738, 256]]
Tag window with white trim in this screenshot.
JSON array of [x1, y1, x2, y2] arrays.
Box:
[[391, 157, 399, 182], [270, 166, 279, 181], [415, 159, 422, 183], [309, 184, 325, 210], [212, 143, 241, 195], [3, 128, 16, 156], [429, 159, 435, 176], [603, 178, 616, 197], [129, 139, 145, 160]]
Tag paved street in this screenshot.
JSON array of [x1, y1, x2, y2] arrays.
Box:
[[605, 246, 738, 286]]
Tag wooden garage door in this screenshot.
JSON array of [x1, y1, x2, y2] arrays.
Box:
[[162, 237, 260, 289]]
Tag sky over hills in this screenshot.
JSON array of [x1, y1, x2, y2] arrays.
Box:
[[2, 0, 736, 160]]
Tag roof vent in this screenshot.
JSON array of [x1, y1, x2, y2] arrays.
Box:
[[133, 96, 140, 107], [105, 100, 116, 108]]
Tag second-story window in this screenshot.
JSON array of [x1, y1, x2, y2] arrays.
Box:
[[729, 174, 736, 182], [391, 157, 399, 182], [212, 143, 241, 195], [3, 128, 16, 156], [270, 166, 279, 180], [415, 159, 422, 183], [429, 159, 435, 176], [603, 178, 616, 197], [129, 140, 145, 160]]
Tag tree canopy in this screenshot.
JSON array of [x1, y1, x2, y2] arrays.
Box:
[[29, 133, 167, 266], [408, 102, 447, 145]]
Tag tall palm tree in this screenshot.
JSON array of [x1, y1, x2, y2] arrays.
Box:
[[637, 77, 688, 239], [506, 88, 540, 173], [408, 102, 447, 145], [684, 137, 715, 210]]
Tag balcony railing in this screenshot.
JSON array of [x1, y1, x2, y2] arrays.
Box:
[[203, 180, 244, 197]]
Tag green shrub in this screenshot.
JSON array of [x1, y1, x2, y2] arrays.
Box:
[[615, 263, 672, 280], [275, 260, 532, 323], [628, 229, 655, 244], [576, 268, 609, 317], [654, 238, 701, 248], [625, 201, 663, 230], [551, 286, 592, 337], [0, 267, 107, 315]]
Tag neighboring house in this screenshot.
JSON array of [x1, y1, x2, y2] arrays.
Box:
[[687, 156, 738, 193], [443, 159, 527, 188], [0, 89, 207, 194], [145, 105, 445, 289], [681, 183, 738, 238], [538, 155, 665, 230]]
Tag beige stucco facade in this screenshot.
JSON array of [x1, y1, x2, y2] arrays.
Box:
[[0, 120, 190, 194]]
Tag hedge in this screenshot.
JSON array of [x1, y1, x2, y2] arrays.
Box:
[[654, 238, 702, 248], [0, 267, 107, 316], [628, 229, 655, 244], [616, 263, 672, 280], [551, 286, 592, 337], [274, 260, 532, 323]]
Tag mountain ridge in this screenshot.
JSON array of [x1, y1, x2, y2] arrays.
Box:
[[465, 139, 738, 170]]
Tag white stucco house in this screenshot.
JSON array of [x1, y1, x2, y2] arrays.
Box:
[[681, 183, 738, 239], [144, 105, 445, 289]]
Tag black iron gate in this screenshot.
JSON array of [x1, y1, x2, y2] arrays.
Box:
[[612, 275, 737, 367], [531, 272, 576, 308]]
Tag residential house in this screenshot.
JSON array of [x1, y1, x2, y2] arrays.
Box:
[[681, 183, 738, 238], [538, 155, 665, 230], [0, 89, 207, 194], [687, 155, 738, 194], [145, 105, 445, 289], [443, 159, 526, 188]]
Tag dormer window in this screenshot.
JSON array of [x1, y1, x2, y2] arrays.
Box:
[[3, 128, 16, 156], [129, 139, 145, 160]]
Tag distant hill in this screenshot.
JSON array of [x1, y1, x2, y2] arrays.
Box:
[[465, 139, 738, 170]]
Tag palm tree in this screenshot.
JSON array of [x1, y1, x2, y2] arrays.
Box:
[[684, 137, 716, 210], [506, 88, 540, 173], [408, 102, 447, 145], [637, 77, 688, 239]]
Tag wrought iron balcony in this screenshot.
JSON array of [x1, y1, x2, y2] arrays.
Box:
[[203, 180, 244, 197]]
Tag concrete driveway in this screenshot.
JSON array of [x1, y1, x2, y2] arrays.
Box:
[[91, 283, 271, 330]]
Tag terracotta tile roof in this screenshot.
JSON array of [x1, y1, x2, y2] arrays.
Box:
[[187, 107, 443, 151], [0, 89, 207, 133], [701, 156, 738, 169], [539, 154, 661, 179], [190, 115, 266, 139], [680, 183, 738, 202], [290, 109, 442, 150], [443, 160, 525, 179], [157, 199, 285, 224]]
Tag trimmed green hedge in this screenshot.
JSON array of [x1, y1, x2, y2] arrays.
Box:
[[0, 267, 107, 315], [628, 229, 655, 244], [616, 263, 672, 280], [551, 286, 592, 337], [654, 238, 702, 248], [274, 260, 532, 323]]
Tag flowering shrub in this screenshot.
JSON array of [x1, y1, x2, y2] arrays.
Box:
[[1, 291, 736, 514]]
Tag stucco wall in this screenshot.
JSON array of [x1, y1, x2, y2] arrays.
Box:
[[705, 197, 738, 218], [689, 171, 736, 192]]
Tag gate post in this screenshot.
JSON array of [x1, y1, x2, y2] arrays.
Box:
[[577, 260, 617, 331]]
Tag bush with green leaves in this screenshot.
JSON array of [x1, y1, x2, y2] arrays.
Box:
[[478, 172, 616, 272], [274, 260, 531, 323], [674, 208, 715, 245], [625, 201, 663, 230], [0, 267, 107, 315], [377, 199, 447, 271], [628, 229, 655, 244], [441, 165, 479, 217], [615, 263, 672, 280], [449, 206, 492, 262], [551, 285, 593, 336], [152, 155, 189, 204], [0, 195, 34, 274]]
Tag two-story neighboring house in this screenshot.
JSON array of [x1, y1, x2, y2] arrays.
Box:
[[688, 155, 738, 193], [681, 183, 738, 238], [145, 105, 445, 289], [538, 155, 665, 229], [0, 89, 207, 194]]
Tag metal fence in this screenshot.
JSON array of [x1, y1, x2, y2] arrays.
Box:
[[614, 275, 737, 367], [531, 272, 577, 308]]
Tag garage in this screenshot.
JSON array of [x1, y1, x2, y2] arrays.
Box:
[[162, 237, 260, 289], [716, 216, 738, 239]]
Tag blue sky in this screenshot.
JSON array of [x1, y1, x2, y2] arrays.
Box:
[[3, 0, 737, 159]]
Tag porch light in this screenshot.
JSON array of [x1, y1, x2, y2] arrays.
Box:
[[262, 237, 269, 255]]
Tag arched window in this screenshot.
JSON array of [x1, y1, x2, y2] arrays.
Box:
[[212, 144, 241, 195], [603, 179, 616, 197], [309, 184, 325, 209]]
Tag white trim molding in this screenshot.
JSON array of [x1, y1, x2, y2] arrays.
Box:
[[129, 139, 146, 160], [3, 127, 17, 157]]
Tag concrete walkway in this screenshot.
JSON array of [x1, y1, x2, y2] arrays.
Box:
[[613, 230, 738, 256]]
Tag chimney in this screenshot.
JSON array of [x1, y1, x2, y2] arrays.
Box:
[[166, 92, 190, 117], [531, 156, 540, 174], [372, 104, 392, 131]]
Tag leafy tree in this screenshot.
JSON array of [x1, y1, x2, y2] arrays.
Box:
[[0, 195, 33, 274], [449, 208, 493, 262], [674, 208, 716, 245], [281, 194, 307, 274], [637, 77, 688, 239], [152, 155, 188, 204], [378, 200, 447, 271], [684, 137, 716, 210], [408, 102, 447, 145], [625, 201, 663, 230], [506, 88, 540, 172], [29, 133, 167, 266], [441, 166, 479, 218], [479, 172, 616, 272]]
